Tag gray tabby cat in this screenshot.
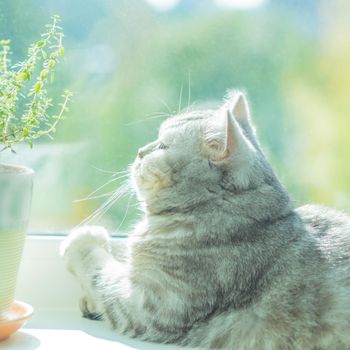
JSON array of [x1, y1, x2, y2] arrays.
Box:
[[61, 91, 350, 349]]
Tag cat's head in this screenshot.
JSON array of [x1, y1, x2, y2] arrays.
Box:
[[131, 91, 282, 214]]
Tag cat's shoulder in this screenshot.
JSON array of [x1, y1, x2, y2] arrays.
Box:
[[296, 204, 349, 222], [296, 204, 350, 237]]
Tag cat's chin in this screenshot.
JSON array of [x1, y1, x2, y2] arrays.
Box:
[[132, 160, 172, 198], [131, 162, 155, 204], [132, 160, 150, 191]]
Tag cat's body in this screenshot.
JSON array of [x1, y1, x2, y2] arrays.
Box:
[[61, 92, 350, 349]]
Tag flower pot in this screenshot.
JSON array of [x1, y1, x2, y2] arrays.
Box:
[[0, 164, 33, 318]]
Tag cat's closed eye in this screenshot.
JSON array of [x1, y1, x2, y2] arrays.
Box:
[[158, 142, 168, 150]]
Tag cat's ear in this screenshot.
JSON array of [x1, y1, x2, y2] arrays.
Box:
[[231, 93, 249, 123], [204, 109, 249, 161], [227, 91, 256, 138]]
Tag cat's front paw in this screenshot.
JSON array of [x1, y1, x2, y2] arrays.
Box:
[[60, 226, 111, 274], [80, 296, 103, 321]]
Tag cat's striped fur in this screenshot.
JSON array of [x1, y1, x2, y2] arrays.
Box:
[[61, 92, 350, 349]]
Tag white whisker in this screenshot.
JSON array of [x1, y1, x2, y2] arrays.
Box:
[[155, 96, 172, 114], [111, 172, 130, 180], [111, 166, 132, 179], [80, 174, 129, 201], [73, 191, 115, 203], [178, 83, 183, 113], [116, 193, 134, 231], [90, 165, 128, 176], [77, 181, 131, 227], [187, 70, 191, 112], [125, 112, 170, 126]]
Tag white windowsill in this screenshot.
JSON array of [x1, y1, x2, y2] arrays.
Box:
[[0, 236, 182, 350]]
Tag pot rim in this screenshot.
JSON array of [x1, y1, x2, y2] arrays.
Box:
[[0, 163, 34, 176]]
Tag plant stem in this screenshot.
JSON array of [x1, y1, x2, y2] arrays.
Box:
[[45, 92, 71, 135]]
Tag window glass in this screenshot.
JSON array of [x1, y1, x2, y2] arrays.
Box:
[[1, 0, 349, 234]]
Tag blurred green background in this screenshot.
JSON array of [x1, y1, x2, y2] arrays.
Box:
[[1, 0, 350, 233]]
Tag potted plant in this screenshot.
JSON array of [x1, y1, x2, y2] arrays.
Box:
[[0, 15, 71, 326]]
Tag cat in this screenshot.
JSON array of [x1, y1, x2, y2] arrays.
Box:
[[61, 91, 350, 349]]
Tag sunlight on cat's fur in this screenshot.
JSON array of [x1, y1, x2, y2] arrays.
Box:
[[61, 91, 350, 349]]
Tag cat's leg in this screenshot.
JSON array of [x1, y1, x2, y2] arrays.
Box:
[[110, 237, 128, 262], [60, 226, 113, 320], [61, 226, 146, 334], [61, 227, 191, 342]]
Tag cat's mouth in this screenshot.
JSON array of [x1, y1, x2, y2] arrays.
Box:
[[132, 159, 153, 191], [132, 158, 172, 193], [132, 160, 145, 183]]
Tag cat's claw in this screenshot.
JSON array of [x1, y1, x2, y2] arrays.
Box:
[[80, 296, 103, 321]]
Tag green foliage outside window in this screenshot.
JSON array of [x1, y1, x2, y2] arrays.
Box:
[[0, 15, 72, 153]]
